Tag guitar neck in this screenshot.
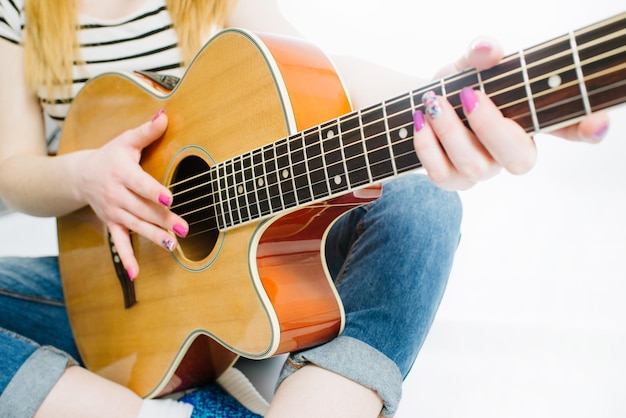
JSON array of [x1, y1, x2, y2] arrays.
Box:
[[202, 13, 626, 230]]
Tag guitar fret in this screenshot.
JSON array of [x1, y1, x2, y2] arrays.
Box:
[[275, 138, 297, 209], [317, 126, 334, 197], [208, 167, 224, 231], [439, 78, 447, 97], [361, 104, 394, 181], [289, 133, 313, 205], [252, 148, 271, 217], [303, 127, 329, 200], [242, 151, 260, 220], [444, 70, 481, 124], [381, 101, 398, 176], [216, 163, 231, 229], [385, 94, 420, 174], [481, 55, 533, 132], [233, 156, 250, 223], [225, 159, 241, 227], [263, 143, 283, 214], [321, 121, 349, 195], [519, 50, 540, 133], [335, 119, 352, 192], [339, 113, 370, 188]]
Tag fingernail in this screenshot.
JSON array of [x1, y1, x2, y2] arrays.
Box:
[[127, 268, 135, 282], [592, 123, 609, 141], [471, 40, 493, 53], [158, 193, 172, 207], [152, 109, 165, 122], [421, 91, 441, 118], [162, 238, 176, 252], [413, 110, 425, 132], [173, 224, 188, 238], [460, 87, 478, 114]]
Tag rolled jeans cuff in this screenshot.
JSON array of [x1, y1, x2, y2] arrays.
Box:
[[0, 346, 72, 418], [276, 336, 403, 417]]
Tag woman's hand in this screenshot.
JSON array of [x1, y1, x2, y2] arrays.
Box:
[[413, 38, 610, 191], [74, 110, 188, 280]]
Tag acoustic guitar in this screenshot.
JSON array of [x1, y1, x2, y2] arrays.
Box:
[[57, 13, 626, 398]]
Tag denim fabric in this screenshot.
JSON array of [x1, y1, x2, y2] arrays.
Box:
[[278, 174, 462, 417], [0, 256, 80, 361], [0, 174, 461, 417], [0, 336, 71, 418], [0, 256, 80, 416]]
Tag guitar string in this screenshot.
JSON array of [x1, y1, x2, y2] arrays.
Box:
[[167, 28, 625, 197], [166, 14, 623, 203], [171, 59, 625, 234], [125, 25, 625, 238]]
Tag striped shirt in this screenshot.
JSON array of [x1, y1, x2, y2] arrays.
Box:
[[0, 0, 185, 129]]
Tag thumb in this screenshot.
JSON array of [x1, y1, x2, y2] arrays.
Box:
[[127, 109, 169, 150], [433, 37, 504, 79]]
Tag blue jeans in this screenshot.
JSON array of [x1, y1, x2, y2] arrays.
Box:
[[0, 174, 461, 417], [0, 256, 79, 417], [277, 174, 462, 416]]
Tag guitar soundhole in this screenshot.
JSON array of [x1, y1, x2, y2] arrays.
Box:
[[170, 155, 219, 262]]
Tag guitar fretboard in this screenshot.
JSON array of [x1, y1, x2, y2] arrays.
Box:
[[173, 13, 626, 231]]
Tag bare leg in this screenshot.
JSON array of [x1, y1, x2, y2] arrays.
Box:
[[34, 366, 142, 418], [265, 365, 383, 418]]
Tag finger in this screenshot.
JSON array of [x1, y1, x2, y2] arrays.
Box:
[[421, 91, 500, 183], [128, 108, 169, 150], [108, 223, 139, 281], [122, 166, 175, 212], [117, 109, 175, 209], [114, 206, 180, 254], [413, 109, 476, 191], [116, 189, 189, 239], [460, 87, 537, 175], [550, 111, 610, 143], [433, 37, 504, 79]]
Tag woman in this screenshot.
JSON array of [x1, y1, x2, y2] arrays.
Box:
[[0, 0, 609, 417]]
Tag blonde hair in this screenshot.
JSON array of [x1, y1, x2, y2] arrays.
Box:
[[23, 0, 234, 94]]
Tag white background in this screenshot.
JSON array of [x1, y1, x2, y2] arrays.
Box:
[[1, 1, 625, 417]]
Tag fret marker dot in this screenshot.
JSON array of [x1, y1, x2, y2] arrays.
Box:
[[326, 130, 335, 139], [282, 169, 289, 179], [238, 185, 244, 194], [398, 128, 408, 139], [548, 75, 562, 88], [258, 178, 264, 187], [334, 175, 342, 185]]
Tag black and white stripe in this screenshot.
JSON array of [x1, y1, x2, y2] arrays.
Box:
[[0, 0, 184, 146]]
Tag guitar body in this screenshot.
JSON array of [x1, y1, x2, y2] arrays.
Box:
[[57, 30, 380, 397]]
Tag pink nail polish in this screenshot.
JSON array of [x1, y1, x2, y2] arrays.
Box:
[[127, 268, 135, 281], [158, 193, 172, 207], [152, 109, 166, 122], [471, 40, 493, 53], [460, 87, 478, 114], [162, 238, 175, 252], [173, 224, 188, 238], [413, 110, 425, 132], [592, 123, 609, 141]]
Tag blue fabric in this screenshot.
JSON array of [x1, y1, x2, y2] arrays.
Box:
[[278, 174, 462, 416], [180, 383, 262, 418]]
